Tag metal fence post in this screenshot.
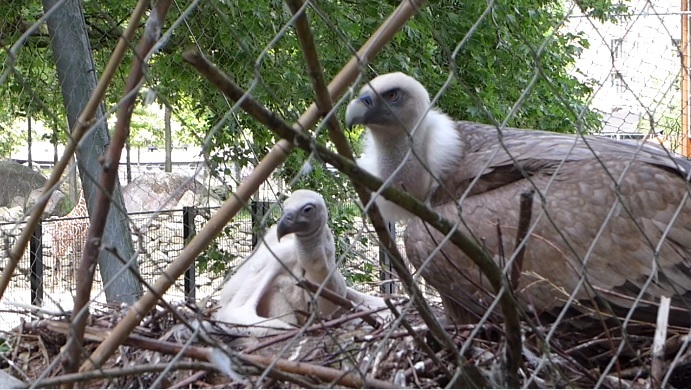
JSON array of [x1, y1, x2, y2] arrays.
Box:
[[30, 221, 43, 306], [379, 222, 397, 295], [251, 200, 270, 249], [182, 207, 196, 301]]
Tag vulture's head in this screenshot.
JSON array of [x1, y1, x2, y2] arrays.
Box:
[[345, 72, 431, 135], [276, 190, 328, 241]]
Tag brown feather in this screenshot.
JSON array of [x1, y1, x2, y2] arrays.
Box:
[[406, 121, 691, 326]]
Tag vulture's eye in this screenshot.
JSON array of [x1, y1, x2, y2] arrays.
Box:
[[384, 89, 400, 102], [302, 205, 314, 214]]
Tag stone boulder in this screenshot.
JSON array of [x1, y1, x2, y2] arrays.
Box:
[[123, 172, 222, 213], [0, 206, 24, 222], [0, 160, 47, 207], [0, 160, 69, 220], [26, 188, 69, 218]]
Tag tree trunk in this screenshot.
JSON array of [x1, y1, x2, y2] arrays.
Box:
[[42, 0, 142, 304], [27, 115, 32, 168], [69, 156, 78, 205], [164, 104, 172, 173], [52, 119, 58, 165], [126, 139, 132, 184]]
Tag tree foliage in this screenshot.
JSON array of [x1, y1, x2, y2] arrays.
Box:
[[0, 0, 629, 278], [151, 0, 627, 274], [144, 0, 629, 181]]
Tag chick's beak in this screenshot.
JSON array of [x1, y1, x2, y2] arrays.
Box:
[[276, 211, 296, 242]]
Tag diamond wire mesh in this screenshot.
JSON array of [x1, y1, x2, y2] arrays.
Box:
[[1, 0, 690, 387]]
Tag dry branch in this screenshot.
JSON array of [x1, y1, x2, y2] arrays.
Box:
[[284, 0, 356, 161], [244, 307, 390, 354], [62, 1, 173, 379], [385, 299, 453, 379], [651, 296, 671, 387], [282, 0, 470, 380], [0, 0, 150, 303], [503, 188, 535, 387], [511, 189, 534, 290], [183, 48, 534, 387], [34, 362, 216, 388], [45, 320, 397, 388], [81, 0, 422, 372], [297, 279, 381, 328]]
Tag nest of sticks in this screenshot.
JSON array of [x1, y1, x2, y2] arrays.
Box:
[[2, 293, 691, 389]]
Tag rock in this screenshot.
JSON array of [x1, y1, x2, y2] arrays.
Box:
[[10, 195, 25, 209], [150, 250, 167, 261], [157, 224, 176, 241], [147, 219, 162, 229], [144, 239, 161, 253], [0, 160, 47, 207], [26, 189, 69, 217], [0, 206, 24, 222], [176, 190, 200, 209], [122, 172, 222, 213], [195, 275, 211, 287]]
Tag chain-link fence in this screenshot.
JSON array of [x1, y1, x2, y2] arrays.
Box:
[[1, 201, 393, 331], [1, 0, 691, 388]]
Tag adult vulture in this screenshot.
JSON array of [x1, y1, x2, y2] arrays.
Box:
[[214, 190, 387, 336], [345, 72, 691, 325]]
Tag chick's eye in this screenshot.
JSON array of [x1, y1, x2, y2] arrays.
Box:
[[302, 205, 313, 214], [385, 90, 399, 101]]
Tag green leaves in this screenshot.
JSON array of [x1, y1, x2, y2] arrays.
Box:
[[158, 0, 624, 281], [0, 0, 627, 282]]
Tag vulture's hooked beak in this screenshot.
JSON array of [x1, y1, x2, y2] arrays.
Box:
[[345, 95, 374, 129], [276, 210, 298, 242]]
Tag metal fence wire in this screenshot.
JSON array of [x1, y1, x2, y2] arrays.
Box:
[[1, 201, 392, 329], [2, 0, 691, 388]]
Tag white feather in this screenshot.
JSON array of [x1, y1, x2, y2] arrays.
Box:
[[209, 348, 246, 383], [357, 108, 462, 223]]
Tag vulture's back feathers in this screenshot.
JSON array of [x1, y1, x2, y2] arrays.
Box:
[[419, 121, 691, 325]]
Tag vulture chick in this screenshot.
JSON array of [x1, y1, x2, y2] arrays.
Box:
[[346, 72, 691, 325], [214, 190, 387, 336]]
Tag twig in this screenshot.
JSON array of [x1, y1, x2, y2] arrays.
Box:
[[81, 1, 421, 372], [511, 189, 534, 290], [0, 0, 150, 304], [651, 295, 671, 388], [63, 1, 173, 379], [296, 279, 380, 328], [284, 0, 356, 160], [496, 219, 505, 270], [238, 347, 399, 389], [43, 320, 398, 388], [362, 324, 476, 341], [384, 298, 453, 379], [244, 307, 390, 353], [169, 370, 206, 389], [184, 48, 526, 387], [183, 47, 484, 385], [501, 188, 534, 387], [35, 362, 216, 388], [265, 2, 464, 376]]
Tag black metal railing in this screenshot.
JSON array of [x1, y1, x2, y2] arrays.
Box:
[[3, 201, 397, 310]]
